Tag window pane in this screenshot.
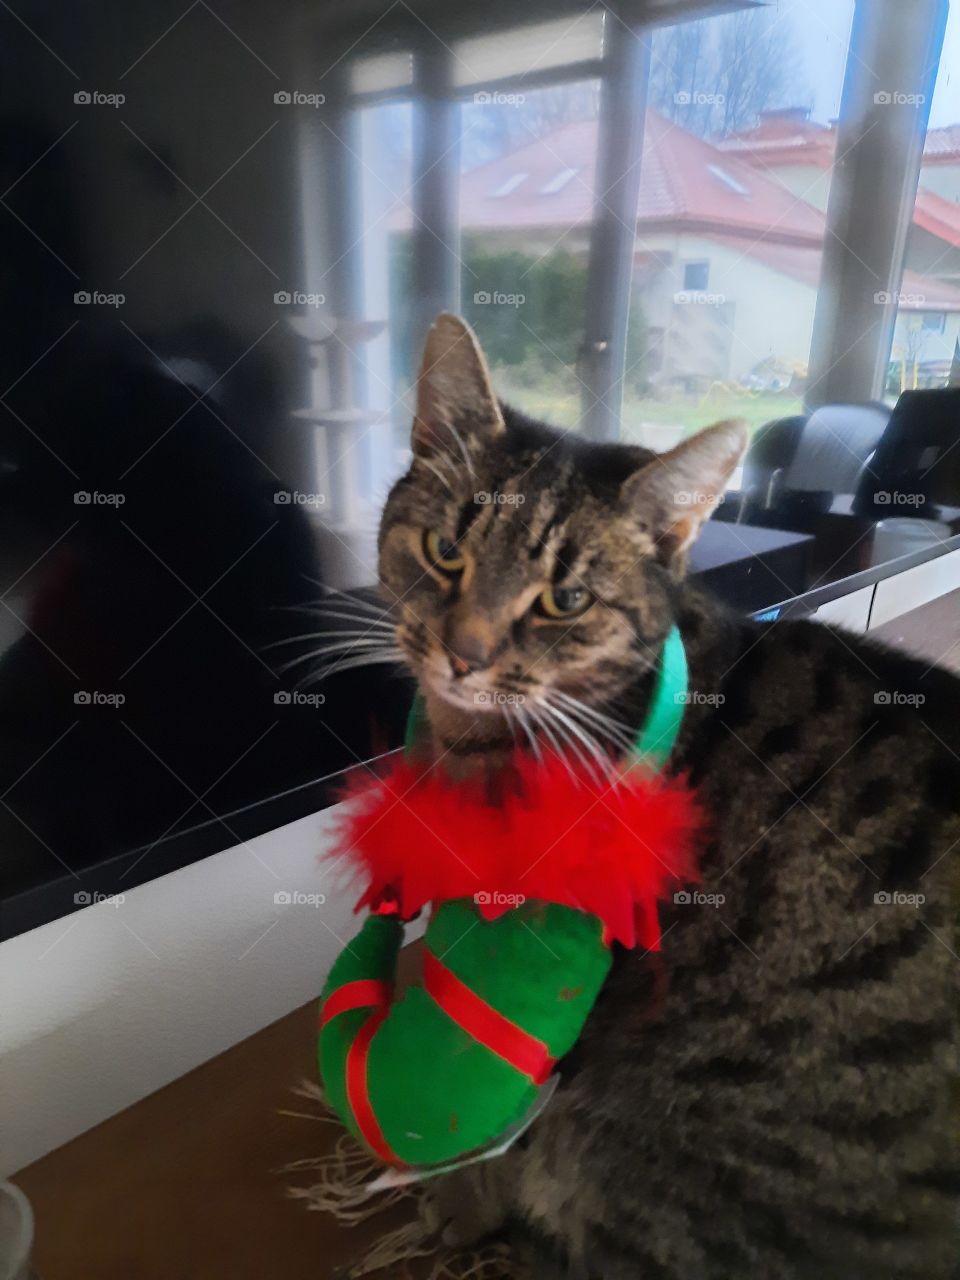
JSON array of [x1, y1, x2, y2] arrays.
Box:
[[886, 1, 960, 399], [459, 80, 601, 429], [620, 0, 855, 450]]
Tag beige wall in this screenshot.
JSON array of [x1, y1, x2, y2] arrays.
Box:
[[758, 163, 834, 212], [636, 231, 818, 382], [891, 309, 960, 369], [918, 162, 960, 202]]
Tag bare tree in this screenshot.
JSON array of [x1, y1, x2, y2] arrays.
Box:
[[461, 81, 600, 170], [650, 8, 804, 138]]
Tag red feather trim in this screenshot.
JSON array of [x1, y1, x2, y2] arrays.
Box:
[[330, 751, 705, 950]]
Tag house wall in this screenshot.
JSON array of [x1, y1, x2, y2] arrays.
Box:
[[755, 163, 834, 212], [918, 162, 960, 202], [890, 309, 960, 369], [904, 225, 960, 285], [636, 231, 819, 382]]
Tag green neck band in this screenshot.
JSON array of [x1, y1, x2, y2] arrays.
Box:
[[403, 623, 688, 772]]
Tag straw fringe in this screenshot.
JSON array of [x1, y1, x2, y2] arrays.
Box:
[[283, 1080, 525, 1278]]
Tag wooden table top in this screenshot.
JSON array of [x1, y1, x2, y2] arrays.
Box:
[[13, 998, 421, 1280]]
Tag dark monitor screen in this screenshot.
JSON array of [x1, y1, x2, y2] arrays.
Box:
[[2, 0, 959, 937]]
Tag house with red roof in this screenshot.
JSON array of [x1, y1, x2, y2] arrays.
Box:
[[453, 108, 960, 387]]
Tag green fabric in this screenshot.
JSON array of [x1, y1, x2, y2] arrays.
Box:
[[318, 915, 401, 1148], [318, 628, 687, 1167], [318, 902, 611, 1166], [632, 623, 687, 768], [425, 899, 610, 1056]]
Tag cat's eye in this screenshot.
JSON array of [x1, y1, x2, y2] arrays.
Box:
[[423, 529, 466, 573], [536, 584, 591, 619]]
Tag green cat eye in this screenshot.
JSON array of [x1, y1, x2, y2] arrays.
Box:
[[424, 529, 466, 572], [536, 583, 591, 619]]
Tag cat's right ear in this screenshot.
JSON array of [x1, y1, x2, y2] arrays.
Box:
[[411, 313, 505, 461]]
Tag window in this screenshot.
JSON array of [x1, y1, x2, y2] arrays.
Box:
[[886, 1, 960, 398], [459, 79, 601, 431], [683, 261, 710, 292], [541, 167, 580, 195], [706, 164, 750, 196], [621, 0, 856, 448], [491, 172, 529, 197]]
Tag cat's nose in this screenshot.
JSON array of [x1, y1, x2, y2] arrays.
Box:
[[448, 639, 493, 678]]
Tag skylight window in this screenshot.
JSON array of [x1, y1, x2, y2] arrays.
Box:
[[540, 167, 579, 195], [707, 164, 750, 196], [491, 172, 528, 197]]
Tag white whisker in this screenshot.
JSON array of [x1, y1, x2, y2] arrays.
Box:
[[526, 702, 582, 789], [420, 456, 457, 496], [287, 606, 393, 628], [515, 703, 544, 766], [265, 628, 394, 651], [297, 650, 404, 688], [540, 700, 610, 786], [278, 638, 396, 674], [552, 690, 635, 753]]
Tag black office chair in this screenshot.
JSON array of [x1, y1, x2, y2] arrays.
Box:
[[852, 386, 960, 520], [718, 402, 890, 531]]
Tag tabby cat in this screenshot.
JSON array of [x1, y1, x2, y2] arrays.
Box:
[[374, 314, 959, 1279]]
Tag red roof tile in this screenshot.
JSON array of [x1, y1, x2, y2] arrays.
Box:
[[922, 124, 960, 160], [456, 113, 825, 245], [718, 110, 837, 170]]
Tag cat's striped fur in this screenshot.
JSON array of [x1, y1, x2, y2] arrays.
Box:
[[378, 316, 959, 1278]]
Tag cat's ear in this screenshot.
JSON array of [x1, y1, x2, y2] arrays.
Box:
[[412, 313, 505, 461], [622, 419, 747, 569]]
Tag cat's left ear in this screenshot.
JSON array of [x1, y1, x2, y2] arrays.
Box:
[[622, 419, 747, 569], [412, 313, 505, 461]]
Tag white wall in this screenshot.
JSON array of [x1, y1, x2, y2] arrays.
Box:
[[0, 801, 370, 1176], [639, 230, 819, 381]]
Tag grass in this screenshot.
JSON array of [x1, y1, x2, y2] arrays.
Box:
[[492, 374, 803, 442]]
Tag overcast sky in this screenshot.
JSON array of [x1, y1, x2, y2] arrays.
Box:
[[786, 0, 960, 127]]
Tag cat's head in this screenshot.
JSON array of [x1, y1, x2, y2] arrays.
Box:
[[379, 314, 745, 729]]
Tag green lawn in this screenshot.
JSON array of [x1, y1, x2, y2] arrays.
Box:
[[493, 375, 802, 442]]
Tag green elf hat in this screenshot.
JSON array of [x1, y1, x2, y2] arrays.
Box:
[[318, 626, 703, 1171]]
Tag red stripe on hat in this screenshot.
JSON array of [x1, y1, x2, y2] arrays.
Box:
[[422, 949, 555, 1085], [344, 1010, 404, 1166], [319, 979, 391, 1028]]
